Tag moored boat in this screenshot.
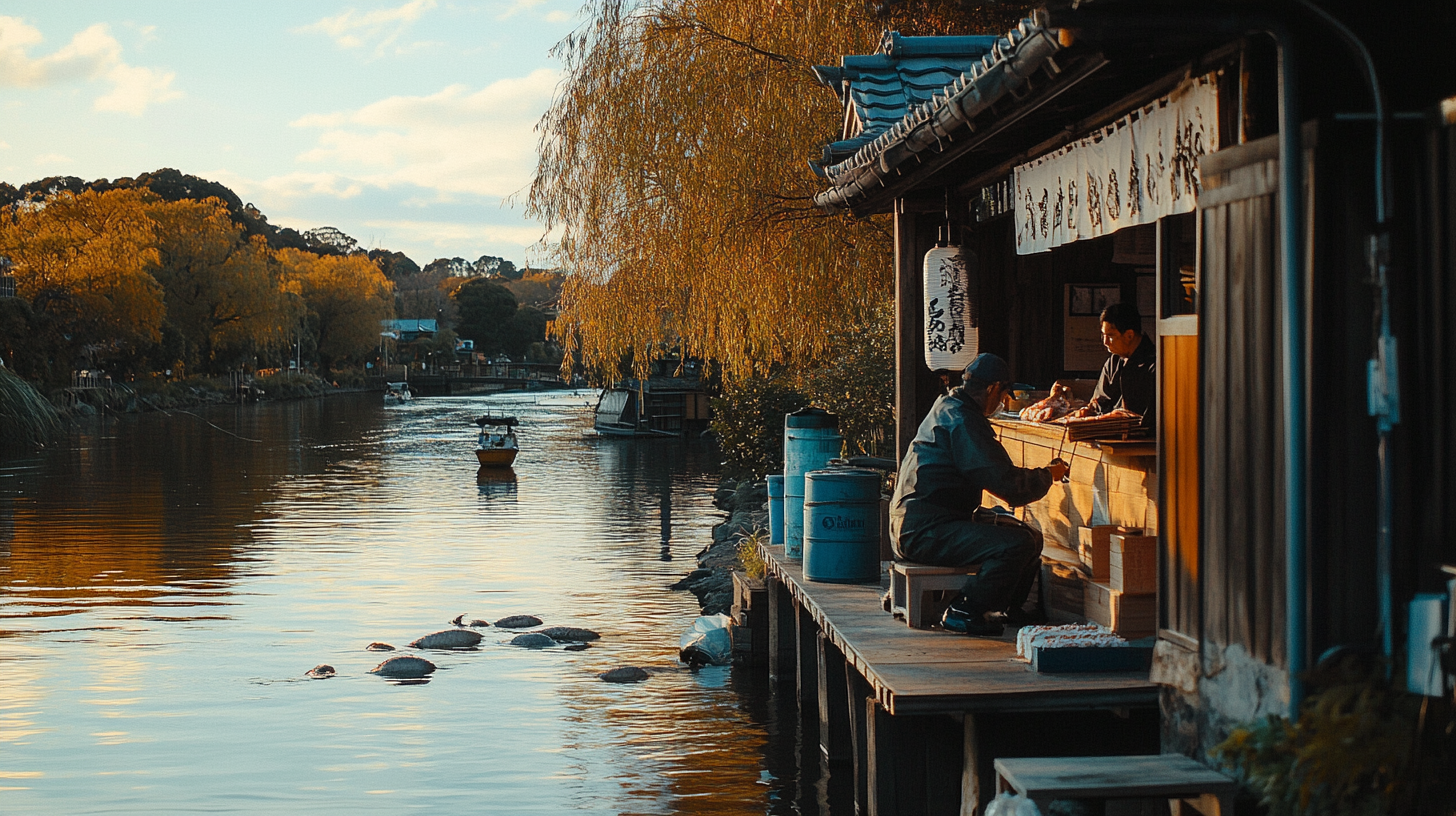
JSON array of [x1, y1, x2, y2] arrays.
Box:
[[384, 382, 413, 403], [592, 359, 710, 437], [475, 414, 519, 468]]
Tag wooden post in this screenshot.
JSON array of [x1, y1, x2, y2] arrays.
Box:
[[816, 632, 852, 767], [867, 700, 965, 816], [796, 603, 819, 727], [766, 574, 796, 684], [894, 203, 921, 464], [961, 713, 980, 816], [847, 664, 874, 811]]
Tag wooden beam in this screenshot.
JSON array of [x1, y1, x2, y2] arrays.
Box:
[[766, 573, 796, 685], [817, 632, 852, 767], [797, 602, 820, 727], [895, 205, 922, 463]]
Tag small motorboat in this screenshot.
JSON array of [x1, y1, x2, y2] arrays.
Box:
[[384, 382, 413, 404], [475, 414, 519, 468]]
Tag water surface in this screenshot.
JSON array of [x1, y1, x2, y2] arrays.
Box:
[[0, 391, 795, 814]]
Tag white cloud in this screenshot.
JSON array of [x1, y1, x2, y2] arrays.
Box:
[[498, 0, 546, 19], [544, 10, 574, 23], [33, 152, 74, 166], [226, 171, 367, 201], [0, 17, 180, 115], [94, 63, 181, 115], [289, 68, 559, 199], [361, 218, 544, 250], [297, 0, 436, 55]]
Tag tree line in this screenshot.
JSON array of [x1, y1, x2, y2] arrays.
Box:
[[0, 170, 557, 387]]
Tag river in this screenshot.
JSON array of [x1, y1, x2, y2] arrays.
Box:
[[0, 391, 814, 814]]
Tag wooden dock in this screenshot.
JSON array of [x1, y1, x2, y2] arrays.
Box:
[[749, 544, 1161, 815]]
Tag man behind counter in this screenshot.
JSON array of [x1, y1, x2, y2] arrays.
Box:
[[1069, 301, 1156, 427]]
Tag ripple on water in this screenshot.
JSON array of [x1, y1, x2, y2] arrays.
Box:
[[0, 392, 785, 814]]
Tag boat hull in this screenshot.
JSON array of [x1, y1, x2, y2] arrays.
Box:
[[476, 448, 518, 468]]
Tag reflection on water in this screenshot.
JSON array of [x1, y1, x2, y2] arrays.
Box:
[[0, 391, 807, 814]]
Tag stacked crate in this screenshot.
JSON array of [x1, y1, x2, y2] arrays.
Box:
[[1077, 526, 1156, 638]]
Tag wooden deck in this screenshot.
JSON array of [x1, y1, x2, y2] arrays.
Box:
[[760, 544, 1158, 717]]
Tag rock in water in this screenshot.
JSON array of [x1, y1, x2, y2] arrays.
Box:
[[599, 667, 650, 683], [468, 619, 490, 628], [365, 642, 395, 652], [494, 615, 543, 629], [509, 633, 556, 648], [540, 626, 601, 642], [369, 655, 437, 679], [306, 664, 336, 679], [409, 629, 484, 649], [563, 643, 592, 652]]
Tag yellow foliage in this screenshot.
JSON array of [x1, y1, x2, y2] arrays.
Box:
[[276, 248, 394, 367], [146, 198, 301, 365], [528, 0, 1018, 380], [0, 188, 165, 349]]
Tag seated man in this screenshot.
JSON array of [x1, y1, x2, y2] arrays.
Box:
[[1070, 301, 1156, 428], [889, 354, 1069, 637]]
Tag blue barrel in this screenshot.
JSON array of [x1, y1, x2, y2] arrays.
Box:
[[766, 475, 785, 546], [803, 467, 882, 583], [783, 407, 841, 559]]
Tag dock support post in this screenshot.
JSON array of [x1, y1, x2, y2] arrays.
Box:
[[867, 700, 964, 816], [796, 603, 819, 725], [766, 574, 796, 684], [847, 666, 874, 811], [960, 713, 980, 816], [816, 632, 852, 767]]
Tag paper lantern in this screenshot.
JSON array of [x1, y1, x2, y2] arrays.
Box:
[[923, 246, 978, 370]]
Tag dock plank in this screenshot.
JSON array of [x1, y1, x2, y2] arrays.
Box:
[[759, 545, 1157, 716]]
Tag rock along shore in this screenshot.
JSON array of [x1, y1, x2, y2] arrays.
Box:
[[669, 476, 767, 615]]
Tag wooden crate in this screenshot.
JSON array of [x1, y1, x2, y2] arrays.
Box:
[[1039, 560, 1087, 624], [1083, 581, 1155, 639], [1109, 533, 1157, 593], [1077, 525, 1135, 581]]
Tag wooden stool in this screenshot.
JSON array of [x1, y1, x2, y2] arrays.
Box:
[[888, 562, 979, 628], [994, 754, 1238, 815]]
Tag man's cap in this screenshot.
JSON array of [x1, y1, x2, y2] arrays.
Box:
[[963, 353, 1012, 386]]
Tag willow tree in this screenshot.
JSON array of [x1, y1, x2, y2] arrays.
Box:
[[148, 198, 300, 372], [528, 0, 1016, 381], [0, 188, 165, 380]]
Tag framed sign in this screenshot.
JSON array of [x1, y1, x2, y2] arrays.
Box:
[[1065, 284, 1120, 370]]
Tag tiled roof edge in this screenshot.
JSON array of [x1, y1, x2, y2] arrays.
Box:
[[812, 20, 1062, 212]]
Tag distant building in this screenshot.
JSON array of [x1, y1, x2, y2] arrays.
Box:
[[380, 319, 437, 343]]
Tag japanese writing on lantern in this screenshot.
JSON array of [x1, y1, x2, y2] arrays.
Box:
[[927, 257, 967, 354]]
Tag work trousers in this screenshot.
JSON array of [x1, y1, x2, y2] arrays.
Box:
[[893, 507, 1043, 616]]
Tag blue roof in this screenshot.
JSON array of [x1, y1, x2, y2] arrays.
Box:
[[383, 319, 437, 334], [810, 21, 1064, 212]]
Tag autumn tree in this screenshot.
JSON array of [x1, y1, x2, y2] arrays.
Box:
[[0, 188, 165, 381], [147, 198, 300, 372], [276, 248, 394, 375], [528, 0, 1014, 385]]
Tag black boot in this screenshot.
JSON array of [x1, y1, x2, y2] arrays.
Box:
[[941, 597, 1004, 637]]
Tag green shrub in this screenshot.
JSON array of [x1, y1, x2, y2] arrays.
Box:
[[709, 370, 808, 478]]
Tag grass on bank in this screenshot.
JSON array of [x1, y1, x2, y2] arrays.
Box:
[[0, 366, 63, 448]]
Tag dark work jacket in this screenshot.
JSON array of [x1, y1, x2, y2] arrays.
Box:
[[1089, 333, 1156, 427], [889, 387, 1053, 540]]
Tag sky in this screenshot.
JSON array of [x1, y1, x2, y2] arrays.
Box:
[[0, 0, 581, 269]]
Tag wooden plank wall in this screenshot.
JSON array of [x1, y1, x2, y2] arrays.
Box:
[[1159, 334, 1200, 641], [1198, 138, 1287, 669]]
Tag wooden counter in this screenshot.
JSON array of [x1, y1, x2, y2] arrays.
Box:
[[988, 418, 1159, 550]]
